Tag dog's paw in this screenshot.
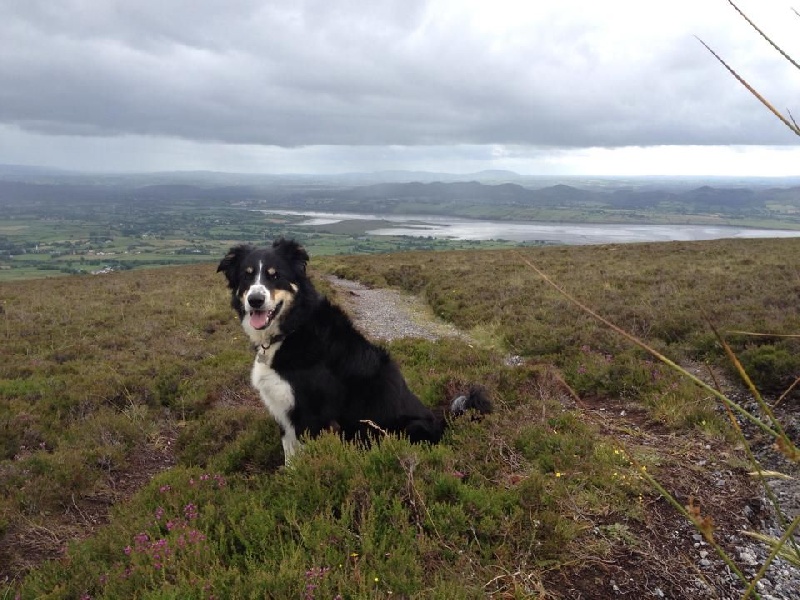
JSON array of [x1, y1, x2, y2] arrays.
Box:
[[449, 395, 468, 415], [450, 386, 492, 416]]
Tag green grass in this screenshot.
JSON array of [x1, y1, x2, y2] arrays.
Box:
[[325, 238, 800, 397], [2, 237, 799, 598]]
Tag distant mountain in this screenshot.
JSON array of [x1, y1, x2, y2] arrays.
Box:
[[687, 185, 757, 208], [4, 163, 800, 190], [0, 164, 75, 181], [0, 164, 526, 186], [295, 181, 640, 208], [346, 181, 531, 201], [2, 169, 800, 224], [335, 169, 523, 183]]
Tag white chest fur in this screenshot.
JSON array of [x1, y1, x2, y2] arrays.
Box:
[[250, 342, 300, 463]]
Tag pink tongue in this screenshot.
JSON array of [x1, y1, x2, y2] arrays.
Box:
[[250, 311, 269, 329]]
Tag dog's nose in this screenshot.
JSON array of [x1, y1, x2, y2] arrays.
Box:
[[248, 293, 265, 309]]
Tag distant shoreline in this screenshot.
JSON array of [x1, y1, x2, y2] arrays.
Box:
[[263, 210, 800, 245]]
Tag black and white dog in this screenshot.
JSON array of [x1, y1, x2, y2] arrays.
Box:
[[218, 238, 491, 464]]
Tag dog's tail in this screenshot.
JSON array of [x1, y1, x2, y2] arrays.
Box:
[[449, 385, 493, 417]]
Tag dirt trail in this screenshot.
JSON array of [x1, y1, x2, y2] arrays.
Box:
[[326, 276, 470, 342]]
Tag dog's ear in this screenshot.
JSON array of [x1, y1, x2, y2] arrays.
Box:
[[273, 238, 309, 274], [217, 244, 252, 289]]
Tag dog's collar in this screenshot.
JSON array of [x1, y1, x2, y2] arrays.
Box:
[[257, 333, 286, 353]]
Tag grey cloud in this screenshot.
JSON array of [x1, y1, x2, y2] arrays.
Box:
[[0, 0, 798, 153]]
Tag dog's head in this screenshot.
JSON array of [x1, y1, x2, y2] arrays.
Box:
[[217, 238, 309, 344]]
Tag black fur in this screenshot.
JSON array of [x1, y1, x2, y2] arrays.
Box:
[[218, 238, 491, 458]]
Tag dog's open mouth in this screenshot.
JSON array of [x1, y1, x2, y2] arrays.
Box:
[[249, 301, 283, 330]]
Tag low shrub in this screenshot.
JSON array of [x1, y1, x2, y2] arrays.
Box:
[[383, 263, 427, 293], [736, 342, 800, 395]]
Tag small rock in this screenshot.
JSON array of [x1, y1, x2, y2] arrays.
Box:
[[738, 548, 759, 566]]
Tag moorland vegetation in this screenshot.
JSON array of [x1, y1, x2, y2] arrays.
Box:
[[1, 237, 798, 598]]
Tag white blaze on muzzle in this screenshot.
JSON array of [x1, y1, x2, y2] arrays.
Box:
[[244, 283, 276, 330], [240, 261, 295, 334]]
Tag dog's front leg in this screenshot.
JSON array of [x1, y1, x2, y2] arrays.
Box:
[[281, 427, 302, 466], [251, 355, 300, 465]]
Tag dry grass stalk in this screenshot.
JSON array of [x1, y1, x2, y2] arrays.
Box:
[[695, 36, 800, 137], [726, 0, 800, 71], [697, 1, 800, 136]]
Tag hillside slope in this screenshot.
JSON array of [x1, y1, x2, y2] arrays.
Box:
[[2, 238, 799, 598]]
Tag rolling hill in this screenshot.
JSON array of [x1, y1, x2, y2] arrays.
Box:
[[2, 237, 799, 597]]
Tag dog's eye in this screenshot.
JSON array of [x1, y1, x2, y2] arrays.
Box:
[[245, 266, 254, 275], [267, 268, 279, 280]]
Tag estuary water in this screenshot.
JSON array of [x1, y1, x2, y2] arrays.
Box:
[[266, 210, 800, 245]]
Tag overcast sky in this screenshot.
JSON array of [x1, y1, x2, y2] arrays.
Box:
[[1, 0, 799, 176]]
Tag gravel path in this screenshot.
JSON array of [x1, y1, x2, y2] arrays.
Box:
[[326, 275, 470, 342]]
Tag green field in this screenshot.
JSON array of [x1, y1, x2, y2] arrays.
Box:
[[0, 209, 530, 281]]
